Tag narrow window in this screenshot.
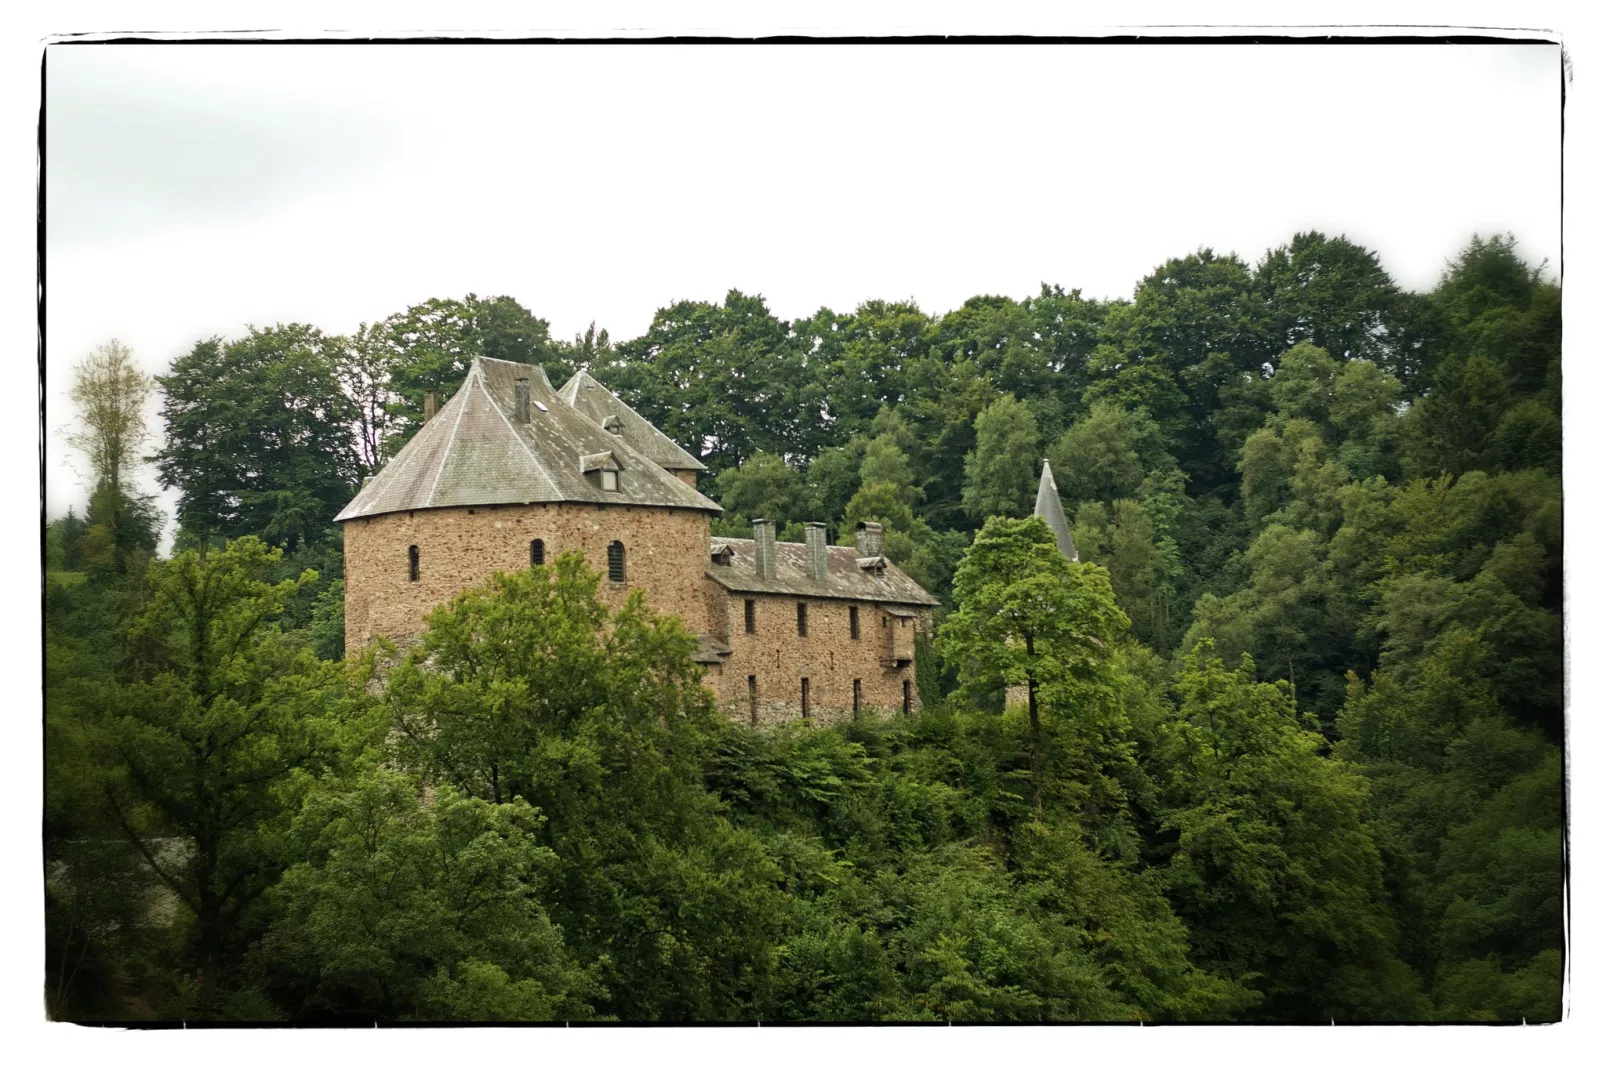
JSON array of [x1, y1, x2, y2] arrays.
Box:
[[530, 538, 545, 566], [852, 679, 862, 716], [903, 679, 912, 716], [801, 678, 810, 721], [601, 469, 620, 491], [849, 605, 860, 640], [797, 602, 808, 637], [608, 540, 626, 582], [408, 544, 419, 582], [744, 599, 756, 634], [748, 675, 758, 726]]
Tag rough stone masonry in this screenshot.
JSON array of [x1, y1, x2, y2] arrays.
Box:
[[337, 356, 939, 723]]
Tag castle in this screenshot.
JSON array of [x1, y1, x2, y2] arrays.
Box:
[[336, 356, 939, 724]]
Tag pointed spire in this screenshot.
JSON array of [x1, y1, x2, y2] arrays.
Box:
[[1033, 459, 1078, 561]]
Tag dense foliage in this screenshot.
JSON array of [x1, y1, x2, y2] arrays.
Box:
[[46, 232, 1562, 1021]]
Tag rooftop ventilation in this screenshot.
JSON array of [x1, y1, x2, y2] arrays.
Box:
[[752, 518, 777, 581], [805, 522, 828, 582]]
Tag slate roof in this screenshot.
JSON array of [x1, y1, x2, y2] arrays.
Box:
[[335, 357, 721, 522], [706, 537, 940, 607], [556, 369, 706, 472], [1033, 459, 1078, 561]]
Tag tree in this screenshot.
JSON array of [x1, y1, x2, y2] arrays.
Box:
[[254, 769, 600, 1020], [1403, 354, 1510, 478], [713, 452, 805, 531], [940, 516, 1129, 817], [67, 339, 152, 493], [1072, 499, 1170, 650], [606, 290, 814, 475], [1151, 644, 1423, 1019], [331, 323, 399, 475], [384, 555, 788, 1019], [1047, 400, 1163, 508], [1256, 232, 1408, 367], [86, 538, 377, 1011], [155, 326, 360, 551], [962, 394, 1040, 521]]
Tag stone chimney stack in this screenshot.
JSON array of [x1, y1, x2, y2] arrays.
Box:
[[855, 521, 884, 559], [804, 522, 828, 582], [752, 518, 777, 581], [514, 378, 531, 423], [423, 390, 439, 423]]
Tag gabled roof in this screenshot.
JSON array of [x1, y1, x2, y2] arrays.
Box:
[[1034, 459, 1078, 562], [335, 357, 721, 522], [556, 368, 706, 472], [706, 537, 940, 607]]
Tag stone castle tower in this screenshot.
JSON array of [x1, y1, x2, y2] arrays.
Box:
[[336, 356, 938, 724]]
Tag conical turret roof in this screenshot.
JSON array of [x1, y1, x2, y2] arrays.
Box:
[[1033, 459, 1078, 561]]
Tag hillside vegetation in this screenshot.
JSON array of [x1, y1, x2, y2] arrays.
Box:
[[45, 233, 1562, 1021]]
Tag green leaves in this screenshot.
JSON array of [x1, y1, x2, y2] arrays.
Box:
[[154, 326, 360, 551], [257, 770, 600, 1020]]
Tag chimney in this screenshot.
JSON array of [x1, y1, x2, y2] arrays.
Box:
[[805, 522, 828, 582], [752, 518, 777, 581], [855, 521, 884, 559], [514, 377, 531, 423], [423, 390, 438, 422]]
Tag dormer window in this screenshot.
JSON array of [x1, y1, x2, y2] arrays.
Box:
[[581, 450, 622, 491], [602, 414, 623, 435]]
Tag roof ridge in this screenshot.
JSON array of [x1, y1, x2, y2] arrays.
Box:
[[423, 364, 476, 508], [476, 368, 563, 499]]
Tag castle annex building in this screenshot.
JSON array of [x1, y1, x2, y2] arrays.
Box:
[[336, 356, 939, 724]]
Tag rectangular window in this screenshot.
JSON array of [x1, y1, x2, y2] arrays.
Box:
[[748, 675, 758, 726], [530, 539, 545, 566], [744, 599, 756, 634], [408, 545, 420, 582], [852, 679, 862, 716], [849, 605, 860, 640], [903, 679, 912, 716], [797, 602, 808, 637], [601, 469, 619, 491], [801, 678, 810, 720]]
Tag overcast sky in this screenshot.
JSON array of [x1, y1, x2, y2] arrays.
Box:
[[43, 41, 1561, 527]]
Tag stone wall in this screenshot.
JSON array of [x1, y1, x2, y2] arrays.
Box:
[[344, 501, 932, 727], [707, 592, 930, 726], [343, 502, 714, 654]]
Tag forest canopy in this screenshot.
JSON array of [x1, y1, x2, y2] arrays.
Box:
[[45, 232, 1562, 1022]]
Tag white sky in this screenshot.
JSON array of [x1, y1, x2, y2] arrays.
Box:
[[43, 41, 1561, 524]]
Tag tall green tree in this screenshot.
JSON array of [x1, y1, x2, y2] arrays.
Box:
[[86, 538, 376, 1011], [155, 326, 360, 551], [254, 769, 600, 1020], [940, 516, 1129, 817], [1151, 644, 1424, 1019], [606, 290, 816, 475], [385, 555, 788, 1019], [962, 394, 1040, 521]]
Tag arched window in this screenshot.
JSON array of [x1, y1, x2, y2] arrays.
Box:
[[607, 540, 626, 582], [530, 538, 545, 566], [408, 545, 420, 582]]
